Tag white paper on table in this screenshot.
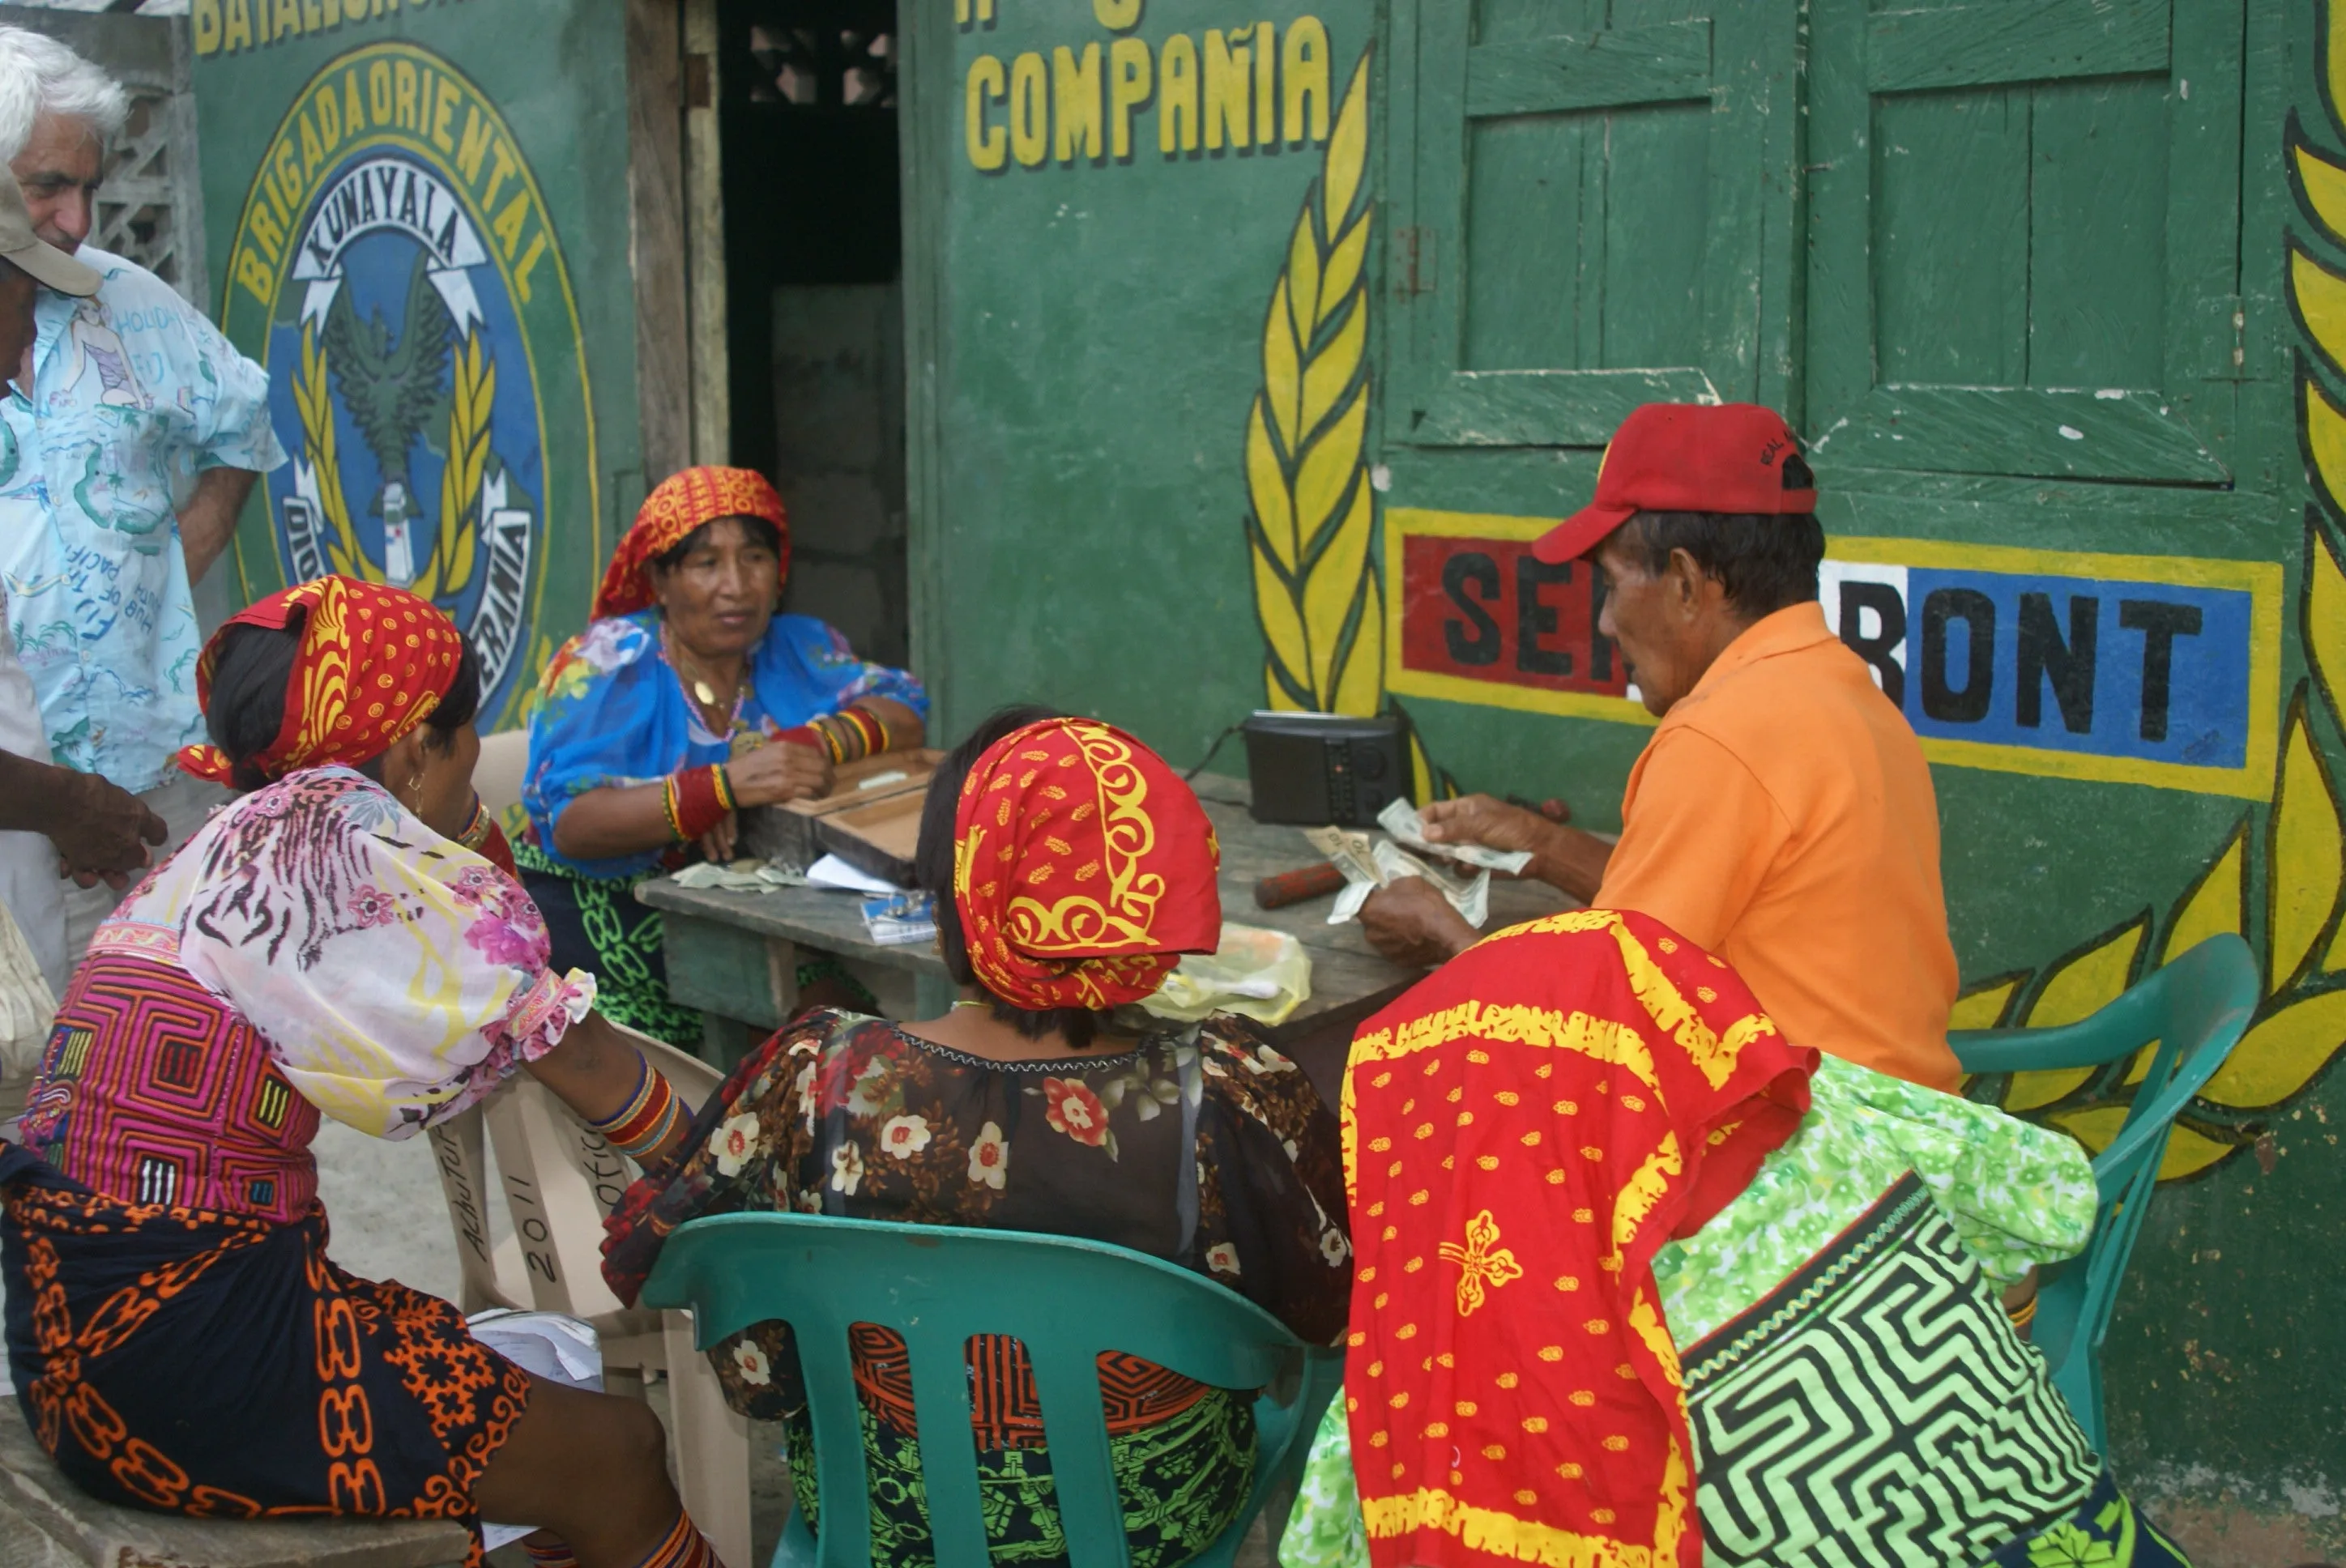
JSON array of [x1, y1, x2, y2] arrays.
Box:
[[807, 853, 907, 893]]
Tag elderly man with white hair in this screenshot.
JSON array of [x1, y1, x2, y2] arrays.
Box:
[[0, 26, 286, 966]]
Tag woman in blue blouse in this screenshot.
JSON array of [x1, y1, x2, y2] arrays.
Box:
[[518, 467, 928, 1044]]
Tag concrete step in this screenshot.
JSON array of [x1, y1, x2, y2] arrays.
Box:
[[0, 1405, 468, 1568]]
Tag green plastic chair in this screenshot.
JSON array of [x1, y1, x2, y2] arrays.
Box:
[[1949, 933, 2256, 1452], [639, 1212, 1346, 1568]]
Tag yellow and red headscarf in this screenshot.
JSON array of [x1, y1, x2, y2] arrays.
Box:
[[174, 577, 467, 785], [1343, 910, 1815, 1568], [951, 718, 1222, 1011], [592, 465, 791, 620]]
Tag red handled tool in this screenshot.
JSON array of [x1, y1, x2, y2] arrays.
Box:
[[1255, 861, 1347, 910]]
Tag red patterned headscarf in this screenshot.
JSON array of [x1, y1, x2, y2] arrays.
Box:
[[175, 577, 467, 785], [1343, 910, 1815, 1568], [592, 465, 791, 620], [951, 718, 1222, 1011]]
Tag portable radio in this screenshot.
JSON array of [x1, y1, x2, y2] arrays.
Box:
[[1239, 710, 1412, 827]]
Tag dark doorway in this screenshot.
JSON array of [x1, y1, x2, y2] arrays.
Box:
[[719, 0, 908, 665]]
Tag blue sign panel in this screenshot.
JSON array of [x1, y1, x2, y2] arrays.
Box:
[[1821, 543, 2282, 798]]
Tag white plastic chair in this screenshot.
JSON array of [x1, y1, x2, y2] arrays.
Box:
[[472, 728, 531, 818], [428, 1029, 754, 1568]]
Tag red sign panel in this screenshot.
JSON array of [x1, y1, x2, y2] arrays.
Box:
[[1397, 533, 1630, 698]]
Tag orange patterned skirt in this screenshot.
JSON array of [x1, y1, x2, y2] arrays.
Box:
[[0, 1143, 528, 1562]]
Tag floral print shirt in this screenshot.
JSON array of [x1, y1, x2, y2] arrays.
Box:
[[37, 765, 595, 1142], [0, 246, 286, 793], [604, 1008, 1354, 1417], [522, 610, 928, 879]]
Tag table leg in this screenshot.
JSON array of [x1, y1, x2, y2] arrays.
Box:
[[698, 1012, 766, 1072]]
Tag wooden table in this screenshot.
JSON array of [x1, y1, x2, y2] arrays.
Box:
[[634, 773, 1574, 1101]]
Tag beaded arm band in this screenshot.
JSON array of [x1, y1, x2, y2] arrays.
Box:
[[663, 763, 736, 842], [453, 796, 519, 876], [776, 706, 894, 765], [590, 1055, 686, 1163], [456, 797, 497, 853]]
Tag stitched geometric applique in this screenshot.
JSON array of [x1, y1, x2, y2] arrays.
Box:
[[133, 1153, 185, 1206], [35, 954, 322, 1221], [1682, 1181, 2098, 1568]]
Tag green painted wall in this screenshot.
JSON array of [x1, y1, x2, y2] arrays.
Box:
[[908, 0, 1373, 758], [906, 0, 2346, 1535], [192, 0, 642, 730], [186, 0, 2344, 1536]]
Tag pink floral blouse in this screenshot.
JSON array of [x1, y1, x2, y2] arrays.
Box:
[[19, 766, 595, 1220]]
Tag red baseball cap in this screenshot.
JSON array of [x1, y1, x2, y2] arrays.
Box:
[[1532, 403, 1817, 564]]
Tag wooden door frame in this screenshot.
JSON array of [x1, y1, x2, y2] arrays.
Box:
[[899, 0, 955, 727]]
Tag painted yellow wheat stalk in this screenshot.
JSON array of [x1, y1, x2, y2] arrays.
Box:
[[1247, 50, 1377, 718], [1962, 36, 2346, 1179], [416, 330, 493, 602]]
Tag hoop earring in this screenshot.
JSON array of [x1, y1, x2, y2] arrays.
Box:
[[407, 773, 425, 809]]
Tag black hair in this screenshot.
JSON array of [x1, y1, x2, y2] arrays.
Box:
[[915, 703, 1126, 1053], [1617, 507, 1827, 620], [203, 608, 482, 794], [650, 513, 784, 576]]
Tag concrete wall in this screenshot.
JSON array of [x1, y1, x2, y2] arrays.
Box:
[[773, 281, 908, 667]]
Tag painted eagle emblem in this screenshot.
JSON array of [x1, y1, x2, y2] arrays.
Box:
[[322, 254, 453, 585]]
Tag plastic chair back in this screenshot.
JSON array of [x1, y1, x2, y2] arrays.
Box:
[[472, 728, 531, 817], [641, 1212, 1346, 1568], [1950, 933, 2256, 1449], [424, 1029, 754, 1567]]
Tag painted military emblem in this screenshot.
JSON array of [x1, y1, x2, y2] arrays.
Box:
[[220, 41, 595, 724]]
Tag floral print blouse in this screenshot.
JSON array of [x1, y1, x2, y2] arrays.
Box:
[[604, 1008, 1354, 1418], [39, 766, 596, 1140], [19, 766, 596, 1222], [522, 610, 928, 880]]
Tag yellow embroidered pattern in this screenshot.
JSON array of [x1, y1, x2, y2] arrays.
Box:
[[1350, 1000, 1660, 1090], [1625, 1286, 1683, 1394], [1606, 1133, 1684, 1268], [1477, 910, 1777, 1089], [1437, 1208, 1524, 1317], [1360, 1485, 1670, 1568], [996, 721, 1165, 954]]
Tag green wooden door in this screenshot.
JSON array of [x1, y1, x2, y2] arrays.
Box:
[[1387, 0, 1801, 446], [1803, 0, 2244, 480]]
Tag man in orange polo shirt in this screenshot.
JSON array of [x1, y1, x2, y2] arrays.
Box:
[[1359, 403, 1962, 1090]]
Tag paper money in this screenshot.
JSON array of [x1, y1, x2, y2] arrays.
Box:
[[1372, 837, 1491, 929], [1303, 826, 1380, 884], [1303, 825, 1491, 928], [669, 858, 809, 893], [1376, 797, 1534, 874]]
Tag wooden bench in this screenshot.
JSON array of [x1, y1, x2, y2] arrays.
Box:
[[0, 1406, 467, 1568]]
